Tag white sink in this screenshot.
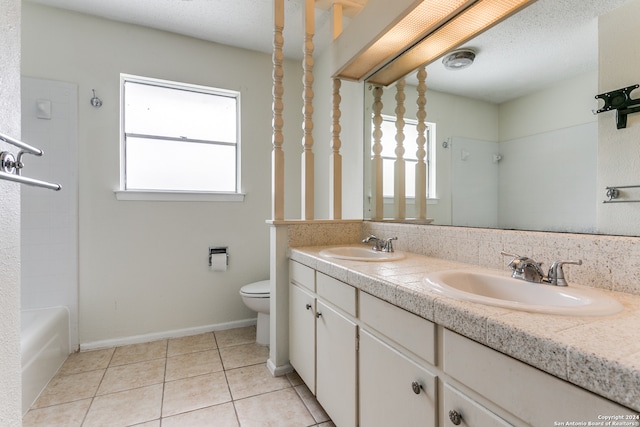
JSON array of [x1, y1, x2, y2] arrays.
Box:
[[319, 246, 405, 262], [424, 270, 623, 316]]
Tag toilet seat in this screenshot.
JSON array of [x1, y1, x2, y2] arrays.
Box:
[[240, 280, 270, 298]]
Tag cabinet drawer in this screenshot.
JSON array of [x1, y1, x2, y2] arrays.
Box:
[[290, 261, 315, 291], [443, 384, 511, 427], [443, 329, 633, 425], [360, 291, 435, 364], [317, 273, 356, 317]]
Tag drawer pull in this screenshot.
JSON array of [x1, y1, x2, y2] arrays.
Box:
[[305, 304, 312, 310], [316, 312, 323, 318], [411, 381, 422, 395], [448, 409, 462, 425]]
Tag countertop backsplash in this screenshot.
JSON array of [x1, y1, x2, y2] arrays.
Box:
[[279, 220, 640, 297]]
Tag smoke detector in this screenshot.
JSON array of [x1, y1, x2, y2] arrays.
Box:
[[442, 49, 476, 70]]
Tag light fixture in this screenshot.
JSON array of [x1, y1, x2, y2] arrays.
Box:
[[332, 0, 535, 86], [442, 48, 476, 70]]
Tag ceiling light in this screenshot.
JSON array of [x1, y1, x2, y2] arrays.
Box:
[[332, 0, 535, 85], [366, 0, 535, 86], [442, 48, 476, 70]]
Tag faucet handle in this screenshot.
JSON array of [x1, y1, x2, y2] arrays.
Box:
[[383, 237, 398, 253], [548, 259, 582, 286]]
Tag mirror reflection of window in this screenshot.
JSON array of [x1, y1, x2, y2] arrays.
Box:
[[376, 115, 436, 199]]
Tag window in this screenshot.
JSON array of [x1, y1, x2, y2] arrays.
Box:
[[378, 115, 436, 198], [118, 74, 242, 201]]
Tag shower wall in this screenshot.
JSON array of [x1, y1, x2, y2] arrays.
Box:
[[21, 77, 79, 351]]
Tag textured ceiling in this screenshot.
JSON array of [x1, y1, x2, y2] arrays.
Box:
[[25, 0, 635, 103]]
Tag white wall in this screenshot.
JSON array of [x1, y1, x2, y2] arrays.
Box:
[[597, 0, 640, 236], [22, 3, 304, 346], [0, 0, 23, 423], [21, 77, 79, 351]]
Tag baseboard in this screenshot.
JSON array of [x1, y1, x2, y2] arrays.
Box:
[[267, 358, 293, 377], [80, 318, 257, 351]]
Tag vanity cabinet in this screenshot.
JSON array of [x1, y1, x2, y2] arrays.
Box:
[[289, 261, 358, 427], [289, 259, 635, 427], [443, 329, 633, 426]]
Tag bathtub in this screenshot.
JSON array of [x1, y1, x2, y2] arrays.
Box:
[[21, 307, 70, 415]]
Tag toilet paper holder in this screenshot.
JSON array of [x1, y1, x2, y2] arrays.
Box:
[[208, 246, 229, 267]]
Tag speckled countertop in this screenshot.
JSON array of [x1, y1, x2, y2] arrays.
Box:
[[289, 245, 640, 412]]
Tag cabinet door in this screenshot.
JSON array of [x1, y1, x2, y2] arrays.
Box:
[[359, 329, 437, 427], [316, 301, 357, 427], [289, 283, 316, 392], [443, 383, 512, 427]]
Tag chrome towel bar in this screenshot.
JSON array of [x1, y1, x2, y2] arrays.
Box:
[[0, 131, 61, 191], [603, 185, 640, 203]]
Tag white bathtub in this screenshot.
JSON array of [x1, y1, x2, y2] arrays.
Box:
[[21, 307, 70, 415]]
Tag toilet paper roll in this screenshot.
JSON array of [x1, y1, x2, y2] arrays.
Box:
[[210, 253, 228, 272]]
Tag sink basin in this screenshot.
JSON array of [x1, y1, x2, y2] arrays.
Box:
[[424, 270, 623, 316], [319, 246, 405, 262]]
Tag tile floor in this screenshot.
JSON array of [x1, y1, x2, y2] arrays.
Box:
[[23, 326, 335, 427]]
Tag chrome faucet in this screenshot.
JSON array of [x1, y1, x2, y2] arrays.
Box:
[[362, 234, 398, 253], [501, 251, 582, 286]]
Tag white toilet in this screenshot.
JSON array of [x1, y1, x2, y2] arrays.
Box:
[[239, 280, 271, 345]]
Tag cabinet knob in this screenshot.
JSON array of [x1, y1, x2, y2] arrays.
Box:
[[411, 381, 422, 394], [448, 409, 462, 425], [316, 312, 323, 318], [305, 303, 312, 310]]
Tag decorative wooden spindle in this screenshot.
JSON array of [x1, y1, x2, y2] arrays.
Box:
[[272, 0, 285, 221], [330, 3, 343, 220], [415, 67, 428, 220], [394, 78, 406, 220], [301, 0, 315, 220], [371, 86, 384, 220], [330, 78, 342, 219]]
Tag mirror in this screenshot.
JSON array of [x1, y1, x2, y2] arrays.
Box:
[[362, 0, 635, 234]]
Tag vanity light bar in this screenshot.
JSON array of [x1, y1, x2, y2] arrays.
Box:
[[367, 0, 537, 86], [336, 0, 474, 81]]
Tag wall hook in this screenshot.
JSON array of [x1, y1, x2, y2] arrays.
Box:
[[90, 89, 103, 108]]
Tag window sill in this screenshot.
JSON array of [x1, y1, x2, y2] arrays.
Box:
[[114, 190, 246, 202]]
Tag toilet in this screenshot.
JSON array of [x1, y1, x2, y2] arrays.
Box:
[[239, 280, 271, 345]]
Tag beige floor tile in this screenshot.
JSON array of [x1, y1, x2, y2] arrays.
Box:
[[295, 384, 330, 423], [161, 402, 239, 427], [286, 370, 304, 387], [83, 384, 163, 427], [131, 420, 160, 427], [33, 369, 104, 408], [162, 372, 232, 417], [57, 348, 114, 376], [226, 363, 290, 400], [97, 358, 166, 395], [22, 398, 91, 427], [165, 349, 223, 381], [318, 422, 336, 427], [110, 340, 167, 366], [234, 388, 315, 427], [168, 332, 217, 356], [219, 343, 269, 370], [214, 326, 257, 348]]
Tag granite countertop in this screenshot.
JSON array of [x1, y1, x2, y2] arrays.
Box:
[[289, 245, 640, 412]]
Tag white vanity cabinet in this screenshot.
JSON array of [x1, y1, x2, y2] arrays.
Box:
[[443, 329, 633, 426], [288, 261, 358, 427], [359, 291, 438, 427]]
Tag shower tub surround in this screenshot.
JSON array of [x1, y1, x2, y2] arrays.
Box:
[[281, 221, 640, 412]]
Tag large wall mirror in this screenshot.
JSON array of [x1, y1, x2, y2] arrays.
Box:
[[362, 0, 636, 235]]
